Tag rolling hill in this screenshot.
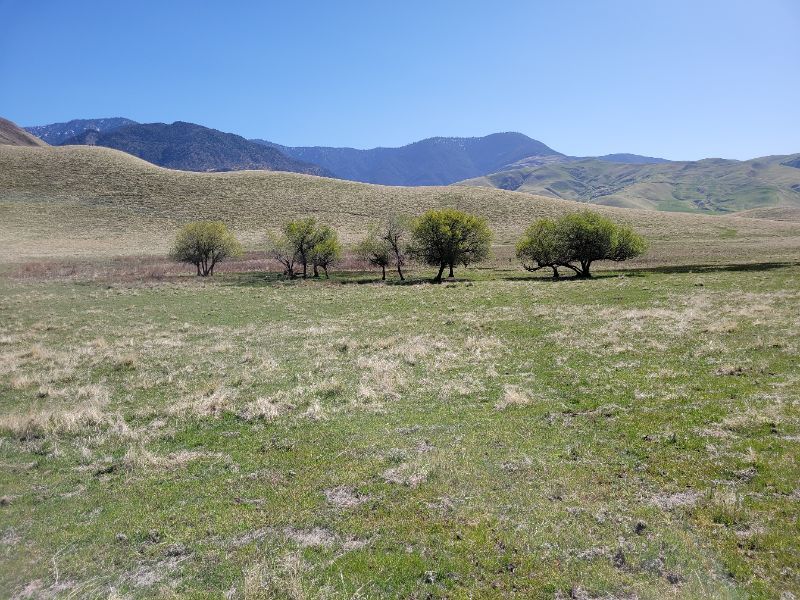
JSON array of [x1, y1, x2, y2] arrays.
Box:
[[24, 117, 138, 145], [458, 154, 800, 213], [58, 121, 332, 176], [252, 132, 564, 185], [1, 144, 798, 265], [0, 117, 48, 147]]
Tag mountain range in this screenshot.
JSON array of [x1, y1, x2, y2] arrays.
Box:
[[18, 117, 800, 213], [253, 133, 566, 186], [49, 121, 330, 176]]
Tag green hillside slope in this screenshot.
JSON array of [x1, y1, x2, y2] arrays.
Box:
[[459, 155, 800, 213]]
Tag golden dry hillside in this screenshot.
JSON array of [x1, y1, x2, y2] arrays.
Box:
[[0, 117, 47, 147], [1, 144, 799, 265]]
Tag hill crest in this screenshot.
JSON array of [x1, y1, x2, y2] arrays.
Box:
[[0, 117, 48, 147]]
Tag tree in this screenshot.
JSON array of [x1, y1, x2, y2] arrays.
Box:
[[516, 211, 647, 278], [284, 217, 318, 278], [309, 225, 342, 278], [356, 230, 391, 280], [266, 230, 298, 278], [383, 216, 408, 281], [267, 218, 317, 278], [515, 218, 570, 279], [410, 209, 492, 283], [169, 221, 242, 276], [267, 219, 342, 279]]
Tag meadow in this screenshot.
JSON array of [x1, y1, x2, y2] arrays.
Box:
[[2, 143, 800, 598], [1, 261, 798, 599]]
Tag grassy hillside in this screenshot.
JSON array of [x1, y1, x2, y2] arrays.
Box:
[[1, 145, 799, 265], [0, 117, 48, 147], [459, 155, 800, 213]]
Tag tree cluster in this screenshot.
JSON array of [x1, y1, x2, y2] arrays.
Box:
[[267, 217, 342, 279], [169, 209, 646, 281]]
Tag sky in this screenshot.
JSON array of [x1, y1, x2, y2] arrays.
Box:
[[1, 0, 798, 160]]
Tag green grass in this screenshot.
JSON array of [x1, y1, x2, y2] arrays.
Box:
[[1, 264, 799, 598]]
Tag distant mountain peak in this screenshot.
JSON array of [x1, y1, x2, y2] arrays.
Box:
[[252, 131, 562, 185], [25, 117, 138, 145]]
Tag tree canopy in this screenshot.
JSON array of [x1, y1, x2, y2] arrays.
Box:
[[356, 229, 391, 280], [516, 210, 647, 278], [268, 219, 341, 279], [169, 221, 242, 276], [309, 224, 342, 278], [410, 209, 492, 282], [411, 208, 492, 282]]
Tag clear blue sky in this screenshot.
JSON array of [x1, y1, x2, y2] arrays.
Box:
[[1, 0, 798, 159]]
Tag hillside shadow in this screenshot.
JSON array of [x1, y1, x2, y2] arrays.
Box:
[[501, 261, 798, 282], [500, 272, 621, 283], [222, 272, 294, 287], [631, 261, 798, 275], [223, 271, 433, 287]]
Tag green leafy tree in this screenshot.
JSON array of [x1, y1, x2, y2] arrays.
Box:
[[309, 225, 342, 278], [169, 221, 242, 276], [285, 217, 318, 278], [267, 218, 317, 278], [515, 218, 570, 279], [410, 209, 492, 282], [516, 210, 647, 278], [356, 229, 391, 280], [266, 230, 298, 278]]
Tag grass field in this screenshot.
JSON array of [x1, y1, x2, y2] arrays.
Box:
[[2, 143, 800, 598], [1, 262, 799, 598]]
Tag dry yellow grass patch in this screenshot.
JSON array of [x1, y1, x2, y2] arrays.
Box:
[[356, 355, 405, 402], [495, 385, 531, 410], [237, 394, 292, 421], [168, 385, 238, 418], [123, 446, 226, 471], [0, 384, 130, 439]]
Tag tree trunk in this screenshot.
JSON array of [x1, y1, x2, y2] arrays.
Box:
[[313, 263, 319, 278], [448, 263, 455, 278], [433, 263, 446, 283], [551, 266, 560, 279], [323, 266, 329, 279], [381, 265, 386, 280], [196, 262, 201, 276], [397, 264, 404, 281]]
